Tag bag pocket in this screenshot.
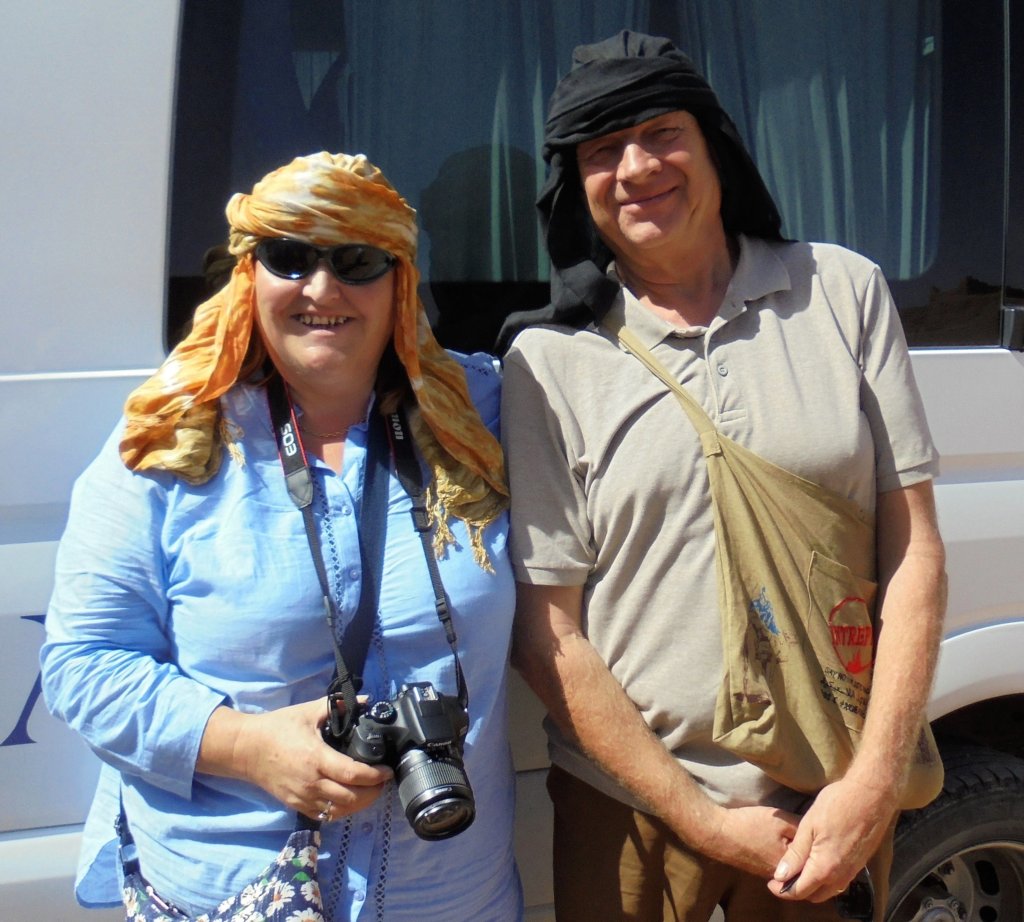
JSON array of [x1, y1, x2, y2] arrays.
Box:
[[805, 550, 877, 735]]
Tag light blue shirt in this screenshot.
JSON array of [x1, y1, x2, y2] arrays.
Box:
[[42, 352, 522, 921]]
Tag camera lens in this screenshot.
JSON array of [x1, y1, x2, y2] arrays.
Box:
[[395, 748, 475, 840]]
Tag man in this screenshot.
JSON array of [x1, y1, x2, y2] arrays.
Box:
[[501, 31, 946, 921]]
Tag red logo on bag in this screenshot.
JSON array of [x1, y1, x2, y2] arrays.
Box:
[[828, 597, 873, 675]]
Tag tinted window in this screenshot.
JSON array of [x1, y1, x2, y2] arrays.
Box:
[[890, 0, 1006, 346], [169, 0, 1008, 352]]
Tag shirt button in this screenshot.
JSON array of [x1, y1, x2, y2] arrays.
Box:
[[354, 890, 366, 902], [361, 822, 374, 834], [341, 505, 352, 516], [349, 568, 359, 580], [717, 364, 729, 376]]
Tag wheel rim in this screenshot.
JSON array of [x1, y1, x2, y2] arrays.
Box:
[[889, 841, 1024, 922]]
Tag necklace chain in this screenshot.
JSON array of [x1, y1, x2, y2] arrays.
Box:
[[299, 423, 350, 440]]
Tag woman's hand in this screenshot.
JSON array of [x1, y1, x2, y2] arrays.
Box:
[[198, 699, 393, 821]]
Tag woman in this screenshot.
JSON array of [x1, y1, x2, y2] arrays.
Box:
[[42, 152, 523, 921]]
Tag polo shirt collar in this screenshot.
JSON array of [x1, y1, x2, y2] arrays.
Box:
[[606, 235, 792, 349], [724, 235, 791, 314]]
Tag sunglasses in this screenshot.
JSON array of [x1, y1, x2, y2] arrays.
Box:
[[255, 238, 397, 285]]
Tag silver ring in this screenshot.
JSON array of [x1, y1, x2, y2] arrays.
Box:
[[317, 799, 333, 822]]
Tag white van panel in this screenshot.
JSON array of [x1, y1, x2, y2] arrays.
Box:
[[515, 769, 555, 920], [508, 671, 550, 773], [930, 623, 1024, 718], [0, 2, 177, 375], [0, 828, 121, 921], [930, 479, 1024, 634], [910, 349, 1024, 641], [0, 5, 179, 917], [0, 375, 150, 542], [911, 349, 1024, 479], [0, 542, 105, 834]]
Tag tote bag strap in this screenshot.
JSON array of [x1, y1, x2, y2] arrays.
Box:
[[600, 313, 719, 442]]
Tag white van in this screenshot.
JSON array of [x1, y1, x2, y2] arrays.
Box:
[[2, 3, 1022, 920]]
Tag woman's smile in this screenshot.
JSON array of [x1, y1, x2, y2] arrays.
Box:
[[294, 313, 351, 328]]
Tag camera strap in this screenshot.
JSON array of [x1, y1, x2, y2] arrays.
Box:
[[267, 377, 467, 741], [267, 375, 387, 738], [386, 406, 469, 710]]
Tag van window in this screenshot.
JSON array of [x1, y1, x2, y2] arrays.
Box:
[[169, 0, 1008, 352]]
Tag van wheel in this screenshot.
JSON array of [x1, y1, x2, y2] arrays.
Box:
[[886, 744, 1024, 922]]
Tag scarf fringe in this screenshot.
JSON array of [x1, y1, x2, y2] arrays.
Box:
[[219, 417, 246, 469], [425, 485, 497, 574]]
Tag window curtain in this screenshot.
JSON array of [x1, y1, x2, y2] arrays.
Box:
[[227, 0, 938, 284], [682, 0, 940, 280]]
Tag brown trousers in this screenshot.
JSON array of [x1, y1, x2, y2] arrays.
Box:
[[548, 765, 893, 922]]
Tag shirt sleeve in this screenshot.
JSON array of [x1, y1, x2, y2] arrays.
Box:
[[41, 424, 226, 800], [501, 334, 594, 586], [857, 265, 940, 493]]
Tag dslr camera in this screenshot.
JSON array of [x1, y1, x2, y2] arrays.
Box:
[[323, 681, 474, 840]]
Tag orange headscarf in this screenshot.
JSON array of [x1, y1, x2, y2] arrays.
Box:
[[120, 152, 507, 566]]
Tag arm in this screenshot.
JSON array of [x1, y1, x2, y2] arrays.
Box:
[[514, 581, 800, 878], [42, 439, 227, 798], [771, 478, 947, 901], [46, 549, 391, 819], [43, 428, 391, 816]]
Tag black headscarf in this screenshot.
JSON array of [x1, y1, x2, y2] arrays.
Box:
[[497, 31, 783, 352]]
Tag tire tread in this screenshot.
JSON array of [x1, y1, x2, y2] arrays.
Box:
[[898, 742, 1024, 834], [888, 742, 1024, 918]]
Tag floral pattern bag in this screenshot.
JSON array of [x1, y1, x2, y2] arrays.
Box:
[[118, 805, 326, 922]]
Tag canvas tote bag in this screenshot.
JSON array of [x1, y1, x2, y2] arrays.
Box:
[[604, 316, 943, 809]]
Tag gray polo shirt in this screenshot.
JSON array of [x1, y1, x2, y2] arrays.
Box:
[[502, 236, 938, 810]]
